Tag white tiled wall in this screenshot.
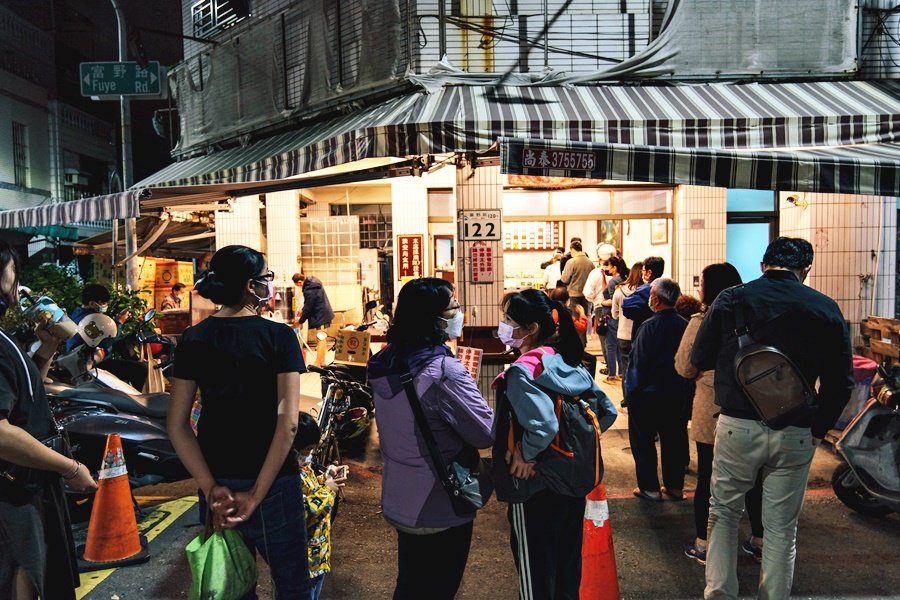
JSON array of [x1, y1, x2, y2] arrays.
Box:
[[674, 185, 728, 293], [456, 164, 505, 330], [778, 192, 897, 344], [216, 196, 264, 252], [265, 190, 303, 286]]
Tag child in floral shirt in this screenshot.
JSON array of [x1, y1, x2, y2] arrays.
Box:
[[296, 412, 347, 599]]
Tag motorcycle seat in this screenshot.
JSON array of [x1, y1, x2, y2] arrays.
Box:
[[57, 387, 169, 419]]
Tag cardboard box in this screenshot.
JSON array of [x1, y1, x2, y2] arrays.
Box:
[[333, 329, 371, 366], [155, 260, 195, 288]]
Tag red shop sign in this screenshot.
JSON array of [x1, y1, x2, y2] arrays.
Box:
[[397, 234, 424, 278]]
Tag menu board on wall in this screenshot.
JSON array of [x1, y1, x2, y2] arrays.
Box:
[[503, 221, 562, 251]]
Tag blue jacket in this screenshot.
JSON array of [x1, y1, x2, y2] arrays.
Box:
[[298, 276, 335, 329], [624, 308, 690, 398], [621, 282, 653, 333], [368, 343, 494, 529], [492, 347, 617, 502]]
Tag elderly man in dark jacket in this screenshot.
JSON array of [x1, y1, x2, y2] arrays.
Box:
[[624, 278, 691, 502], [292, 273, 335, 330], [692, 237, 853, 600]]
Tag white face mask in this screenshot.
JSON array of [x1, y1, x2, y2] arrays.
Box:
[[439, 311, 464, 340], [252, 280, 275, 304], [497, 321, 525, 348], [97, 304, 109, 314]]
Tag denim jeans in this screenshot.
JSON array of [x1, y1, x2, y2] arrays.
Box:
[[704, 415, 815, 600], [605, 318, 620, 377], [310, 574, 325, 600], [200, 475, 311, 600]]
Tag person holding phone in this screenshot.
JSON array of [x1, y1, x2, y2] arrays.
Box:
[[294, 412, 348, 599]]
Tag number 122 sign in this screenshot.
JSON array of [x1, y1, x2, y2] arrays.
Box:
[[458, 210, 502, 241]]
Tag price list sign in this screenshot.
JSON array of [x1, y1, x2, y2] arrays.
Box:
[[470, 245, 494, 283], [397, 235, 424, 278], [456, 346, 484, 381]]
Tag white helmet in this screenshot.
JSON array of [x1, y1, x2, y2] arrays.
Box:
[[596, 243, 617, 261], [76, 313, 117, 348]]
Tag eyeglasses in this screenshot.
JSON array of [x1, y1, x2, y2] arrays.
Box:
[[252, 270, 275, 282]]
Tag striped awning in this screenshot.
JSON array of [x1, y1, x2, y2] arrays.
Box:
[[138, 80, 900, 191], [500, 138, 900, 196], [0, 190, 144, 230]]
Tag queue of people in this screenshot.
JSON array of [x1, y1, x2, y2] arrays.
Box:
[[1, 236, 853, 600]]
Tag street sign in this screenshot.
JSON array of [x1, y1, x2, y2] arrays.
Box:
[[80, 61, 162, 97], [458, 210, 502, 241]]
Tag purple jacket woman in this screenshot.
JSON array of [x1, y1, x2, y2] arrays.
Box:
[[367, 277, 494, 600]]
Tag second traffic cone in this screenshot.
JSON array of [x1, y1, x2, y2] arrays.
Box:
[[580, 482, 621, 600], [78, 433, 149, 571]]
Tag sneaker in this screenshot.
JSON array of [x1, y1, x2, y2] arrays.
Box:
[[741, 537, 763, 563], [684, 541, 707, 566]]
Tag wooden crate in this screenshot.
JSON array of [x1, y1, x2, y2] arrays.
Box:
[[860, 316, 900, 365]]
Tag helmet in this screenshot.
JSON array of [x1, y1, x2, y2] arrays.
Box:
[[596, 243, 617, 261], [335, 407, 369, 441], [76, 313, 117, 348]]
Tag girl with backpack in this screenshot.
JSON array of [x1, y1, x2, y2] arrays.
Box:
[[492, 289, 617, 600]]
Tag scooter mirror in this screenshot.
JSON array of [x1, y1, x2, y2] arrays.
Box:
[[144, 309, 156, 322], [316, 330, 328, 341], [374, 311, 385, 321]]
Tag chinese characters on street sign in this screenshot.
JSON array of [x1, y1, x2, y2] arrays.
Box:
[[80, 61, 163, 97], [470, 245, 493, 283], [397, 235, 424, 278], [458, 210, 502, 241]]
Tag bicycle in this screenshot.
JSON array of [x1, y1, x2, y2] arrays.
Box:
[[306, 364, 373, 468]]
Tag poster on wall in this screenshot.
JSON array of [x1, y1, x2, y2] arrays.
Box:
[[456, 346, 484, 381], [470, 245, 493, 283], [397, 235, 424, 278], [599, 220, 622, 250]]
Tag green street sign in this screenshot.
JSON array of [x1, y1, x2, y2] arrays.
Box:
[[80, 61, 162, 97]]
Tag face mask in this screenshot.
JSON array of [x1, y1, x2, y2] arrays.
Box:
[[98, 304, 109, 314], [439, 311, 464, 340], [252, 280, 275, 304], [497, 321, 525, 348], [303, 451, 313, 466]]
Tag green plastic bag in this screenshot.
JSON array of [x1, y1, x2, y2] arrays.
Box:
[[186, 525, 258, 600]]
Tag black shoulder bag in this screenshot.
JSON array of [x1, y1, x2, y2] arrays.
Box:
[[398, 358, 494, 516], [732, 285, 815, 429]]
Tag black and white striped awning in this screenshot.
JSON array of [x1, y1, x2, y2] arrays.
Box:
[[500, 138, 900, 196], [6, 80, 900, 230], [138, 80, 900, 192], [0, 190, 145, 230]]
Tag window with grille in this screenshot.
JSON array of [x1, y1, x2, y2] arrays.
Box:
[[12, 122, 29, 188], [191, 0, 250, 38]]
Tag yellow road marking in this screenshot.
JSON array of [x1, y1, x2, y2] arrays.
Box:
[[75, 496, 198, 599]]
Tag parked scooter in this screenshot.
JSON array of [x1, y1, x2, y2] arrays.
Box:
[[832, 362, 900, 517]]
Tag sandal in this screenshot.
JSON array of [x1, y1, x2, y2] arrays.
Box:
[[661, 487, 686, 501], [633, 487, 663, 502]]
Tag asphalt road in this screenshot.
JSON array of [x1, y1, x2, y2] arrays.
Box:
[[76, 368, 900, 600]]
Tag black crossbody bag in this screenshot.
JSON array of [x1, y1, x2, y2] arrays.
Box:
[[398, 357, 494, 516]]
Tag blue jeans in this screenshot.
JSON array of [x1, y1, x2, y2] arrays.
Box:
[[200, 475, 311, 600], [311, 574, 325, 599], [605, 318, 620, 377]]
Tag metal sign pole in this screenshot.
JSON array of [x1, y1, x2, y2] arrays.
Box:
[[112, 0, 138, 291]]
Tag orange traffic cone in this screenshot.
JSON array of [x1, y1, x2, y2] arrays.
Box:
[[77, 433, 150, 572], [580, 483, 621, 599]]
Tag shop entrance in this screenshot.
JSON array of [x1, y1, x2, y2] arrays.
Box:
[[725, 189, 778, 283]]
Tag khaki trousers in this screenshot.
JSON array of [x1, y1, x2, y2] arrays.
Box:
[[704, 414, 815, 600]]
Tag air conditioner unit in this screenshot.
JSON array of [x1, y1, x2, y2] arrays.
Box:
[[64, 169, 89, 187]]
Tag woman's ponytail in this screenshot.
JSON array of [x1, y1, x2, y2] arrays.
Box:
[[550, 298, 584, 367]]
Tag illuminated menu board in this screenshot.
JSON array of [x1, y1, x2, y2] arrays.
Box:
[[503, 221, 562, 251]]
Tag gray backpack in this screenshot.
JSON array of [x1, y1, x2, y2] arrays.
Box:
[[732, 285, 814, 429]]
